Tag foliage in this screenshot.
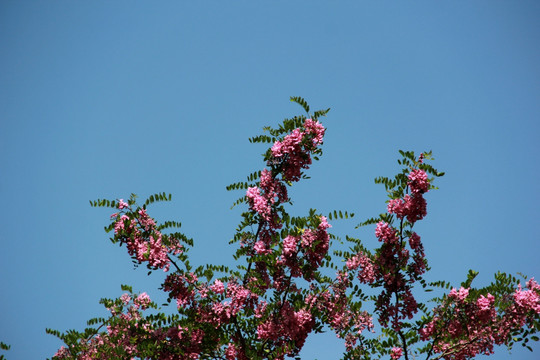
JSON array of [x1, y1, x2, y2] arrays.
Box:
[[46, 98, 539, 360], [0, 342, 10, 360]]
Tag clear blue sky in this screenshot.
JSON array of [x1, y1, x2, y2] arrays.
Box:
[[1, 1, 539, 359]]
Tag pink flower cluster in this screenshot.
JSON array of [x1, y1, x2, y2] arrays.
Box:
[[256, 300, 315, 358], [360, 162, 432, 332], [390, 347, 403, 359], [54, 292, 159, 360], [213, 279, 259, 323], [246, 170, 288, 228], [371, 220, 423, 329], [112, 206, 183, 272], [133, 292, 151, 310], [514, 278, 540, 313], [300, 216, 331, 272], [346, 252, 376, 284], [448, 286, 469, 302], [276, 216, 332, 281], [420, 279, 540, 359], [308, 273, 374, 353], [244, 119, 331, 294], [270, 118, 325, 182], [247, 119, 324, 234], [408, 169, 429, 194], [162, 272, 198, 308], [386, 169, 429, 224]]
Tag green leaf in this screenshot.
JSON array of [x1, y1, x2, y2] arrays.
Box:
[[312, 108, 330, 120], [461, 269, 479, 288], [290, 96, 310, 114]]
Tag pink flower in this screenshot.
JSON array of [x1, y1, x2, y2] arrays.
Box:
[[346, 252, 376, 284], [300, 217, 331, 270], [375, 222, 398, 244], [260, 169, 288, 203], [254, 240, 271, 255], [120, 293, 131, 305], [388, 198, 407, 218], [134, 292, 151, 310], [137, 208, 156, 230], [210, 279, 225, 294], [117, 199, 129, 209], [403, 194, 427, 223], [346, 255, 361, 270], [408, 169, 429, 194], [54, 346, 69, 358], [318, 216, 331, 230], [514, 284, 540, 313], [303, 118, 325, 145], [409, 232, 421, 250], [269, 121, 326, 182], [225, 343, 238, 360], [390, 347, 403, 359], [419, 320, 435, 340], [283, 235, 298, 256], [246, 186, 272, 220], [388, 194, 427, 224], [114, 214, 130, 233], [477, 294, 494, 312], [448, 287, 469, 302]]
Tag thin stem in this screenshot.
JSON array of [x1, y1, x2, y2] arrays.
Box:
[[242, 220, 264, 286]]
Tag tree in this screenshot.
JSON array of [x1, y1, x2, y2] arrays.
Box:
[[46, 98, 539, 360]]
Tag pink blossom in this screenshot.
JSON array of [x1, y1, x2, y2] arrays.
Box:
[[134, 292, 151, 310], [114, 214, 131, 233], [390, 347, 403, 359], [162, 273, 196, 309], [120, 293, 131, 305], [388, 198, 407, 218], [527, 277, 540, 292], [256, 301, 314, 354], [409, 232, 421, 250], [246, 186, 272, 221], [403, 194, 427, 223], [514, 283, 540, 313], [117, 199, 129, 209], [54, 346, 69, 358], [254, 240, 271, 255], [448, 287, 469, 302], [283, 235, 298, 256], [419, 319, 436, 340], [210, 279, 225, 294], [137, 208, 156, 230], [260, 169, 288, 203], [319, 216, 331, 230], [375, 222, 398, 244], [408, 169, 429, 194], [271, 129, 303, 158], [300, 217, 331, 270], [303, 118, 325, 145], [347, 252, 376, 284], [477, 294, 494, 312], [269, 120, 326, 182], [225, 343, 238, 360], [387, 195, 427, 223], [346, 255, 361, 270]]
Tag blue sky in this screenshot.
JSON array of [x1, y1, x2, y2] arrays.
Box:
[[1, 1, 539, 359]]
